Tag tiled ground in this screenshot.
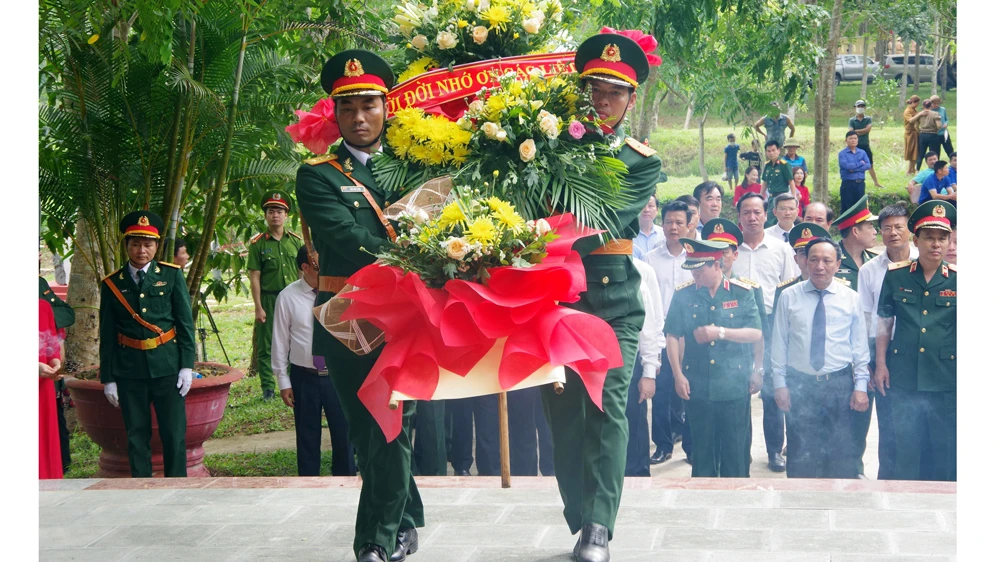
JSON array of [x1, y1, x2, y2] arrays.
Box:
[[39, 477, 955, 561]]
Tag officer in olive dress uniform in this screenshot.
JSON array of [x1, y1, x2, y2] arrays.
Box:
[[701, 218, 767, 475], [248, 190, 304, 400], [830, 195, 880, 477], [537, 31, 662, 562], [40, 275, 75, 470], [875, 201, 957, 481], [99, 211, 195, 477], [295, 50, 422, 562], [665, 239, 762, 478]]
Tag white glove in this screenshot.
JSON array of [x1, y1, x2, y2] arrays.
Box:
[[177, 368, 193, 397], [104, 382, 119, 408]]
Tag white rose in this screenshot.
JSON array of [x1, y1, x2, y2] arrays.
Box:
[[531, 10, 545, 22], [457, 116, 473, 130], [411, 34, 428, 50], [519, 139, 537, 162], [534, 218, 551, 235], [466, 0, 476, 10], [442, 237, 471, 260], [482, 121, 501, 139], [436, 31, 458, 50], [522, 18, 541, 35], [472, 25, 489, 45], [467, 99, 485, 114], [495, 130, 507, 141], [537, 111, 560, 139], [412, 208, 430, 225]]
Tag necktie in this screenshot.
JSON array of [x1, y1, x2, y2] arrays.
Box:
[[810, 289, 828, 372], [136, 269, 145, 289], [783, 231, 789, 243], [365, 157, 374, 170], [311, 287, 326, 371]]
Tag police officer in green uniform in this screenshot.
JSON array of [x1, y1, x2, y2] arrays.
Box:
[[248, 190, 304, 400], [99, 211, 195, 477], [875, 201, 957, 481], [702, 218, 767, 474], [40, 274, 76, 470], [540, 31, 661, 562], [761, 140, 795, 226], [830, 194, 880, 476], [665, 238, 762, 478], [295, 50, 422, 562]]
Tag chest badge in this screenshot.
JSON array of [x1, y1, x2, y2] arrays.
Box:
[[722, 300, 739, 309], [344, 159, 354, 173], [154, 281, 168, 287], [341, 186, 365, 193], [939, 290, 956, 297]]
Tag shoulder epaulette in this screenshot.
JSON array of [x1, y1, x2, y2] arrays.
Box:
[[287, 231, 302, 239], [834, 276, 851, 286], [305, 154, 337, 166], [249, 233, 265, 244], [159, 261, 181, 269], [624, 137, 657, 157], [947, 263, 957, 272], [676, 280, 695, 291], [102, 268, 123, 282], [729, 278, 753, 291], [777, 276, 799, 289], [738, 276, 760, 288], [888, 259, 913, 271], [777, 158, 787, 164]]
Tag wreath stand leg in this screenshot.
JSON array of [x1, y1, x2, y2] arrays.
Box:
[[498, 391, 511, 488]]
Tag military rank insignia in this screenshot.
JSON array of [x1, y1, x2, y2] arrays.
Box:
[[723, 300, 739, 309], [939, 290, 956, 297]]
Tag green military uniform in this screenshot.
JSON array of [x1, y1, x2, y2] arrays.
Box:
[[295, 50, 423, 560], [761, 158, 794, 197], [99, 211, 195, 477], [877, 201, 957, 481], [540, 33, 661, 550], [665, 238, 761, 477], [702, 218, 766, 476], [248, 190, 304, 397], [40, 276, 75, 330]]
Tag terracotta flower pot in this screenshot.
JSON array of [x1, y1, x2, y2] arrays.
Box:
[[64, 362, 243, 478]]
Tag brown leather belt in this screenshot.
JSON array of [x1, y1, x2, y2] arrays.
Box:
[[319, 275, 349, 293], [590, 239, 633, 256], [118, 327, 176, 351]]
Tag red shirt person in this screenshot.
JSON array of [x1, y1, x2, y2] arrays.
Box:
[[733, 167, 764, 207], [39, 299, 64, 479]]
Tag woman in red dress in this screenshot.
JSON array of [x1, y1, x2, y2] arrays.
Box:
[[39, 298, 64, 479], [733, 166, 763, 207], [792, 166, 811, 217]]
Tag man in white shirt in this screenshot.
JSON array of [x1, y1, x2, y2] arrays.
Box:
[[633, 196, 665, 261], [771, 237, 870, 478], [765, 193, 799, 243], [732, 192, 798, 472], [803, 202, 835, 232], [693, 181, 723, 239], [856, 202, 918, 480], [644, 200, 694, 464], [272, 246, 355, 476], [624, 258, 665, 476]]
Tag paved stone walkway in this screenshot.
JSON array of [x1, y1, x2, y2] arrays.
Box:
[[40, 476, 955, 561]]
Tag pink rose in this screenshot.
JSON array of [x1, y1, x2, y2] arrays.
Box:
[[568, 119, 586, 140], [286, 98, 341, 154]]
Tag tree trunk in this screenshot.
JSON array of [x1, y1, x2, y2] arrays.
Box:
[[930, 17, 939, 97], [64, 218, 104, 372], [913, 43, 921, 91], [860, 33, 870, 99], [634, 64, 660, 143], [698, 110, 708, 182], [683, 95, 695, 130], [812, 0, 844, 203], [898, 41, 910, 107]]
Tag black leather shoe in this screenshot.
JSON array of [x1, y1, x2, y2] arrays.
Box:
[[455, 468, 471, 476], [389, 528, 417, 561], [262, 389, 275, 401], [768, 453, 786, 472], [574, 523, 610, 562], [358, 544, 388, 562], [649, 448, 671, 465]]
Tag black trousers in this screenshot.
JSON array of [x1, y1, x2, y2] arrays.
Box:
[[651, 349, 690, 456], [916, 133, 942, 170], [535, 393, 554, 476], [412, 400, 447, 476], [624, 359, 650, 477], [447, 395, 500, 475], [56, 385, 71, 471], [507, 386, 553, 476], [784, 371, 856, 479], [289, 364, 355, 476], [839, 180, 866, 215], [940, 134, 954, 159]]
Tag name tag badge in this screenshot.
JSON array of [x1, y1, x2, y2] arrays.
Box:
[[723, 300, 739, 309], [898, 287, 913, 293], [341, 186, 364, 193]]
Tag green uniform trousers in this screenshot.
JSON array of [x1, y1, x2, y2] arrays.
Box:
[[688, 397, 749, 478], [325, 345, 424, 556], [411, 400, 447, 476], [540, 304, 642, 539], [890, 388, 956, 481], [254, 292, 279, 393], [117, 376, 187, 478]]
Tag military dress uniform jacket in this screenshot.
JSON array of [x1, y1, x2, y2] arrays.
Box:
[[40, 276, 75, 330], [878, 260, 957, 392], [295, 142, 396, 355], [836, 241, 879, 290], [666, 278, 761, 402], [98, 261, 195, 384]]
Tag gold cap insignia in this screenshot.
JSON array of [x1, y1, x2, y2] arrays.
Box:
[[714, 223, 725, 234], [600, 44, 622, 63], [801, 227, 812, 240], [138, 215, 150, 227], [272, 193, 281, 200], [344, 58, 364, 78], [932, 205, 946, 217], [684, 243, 694, 253]]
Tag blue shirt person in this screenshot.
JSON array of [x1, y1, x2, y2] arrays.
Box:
[[918, 161, 956, 204], [837, 131, 871, 214]]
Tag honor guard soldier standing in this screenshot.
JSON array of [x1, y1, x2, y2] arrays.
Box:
[[248, 190, 304, 400], [665, 238, 762, 478], [875, 201, 957, 481], [295, 50, 423, 562], [830, 194, 880, 290], [540, 29, 662, 562], [99, 211, 195, 477]]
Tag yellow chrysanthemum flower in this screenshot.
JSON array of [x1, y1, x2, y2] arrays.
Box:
[[488, 199, 525, 233], [466, 216, 498, 244], [439, 202, 467, 228], [484, 94, 508, 120], [481, 5, 511, 31], [399, 57, 438, 82]]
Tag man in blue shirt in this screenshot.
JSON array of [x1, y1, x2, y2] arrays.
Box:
[[837, 130, 871, 214], [633, 195, 665, 261], [931, 95, 954, 158], [724, 133, 740, 192], [919, 160, 957, 204], [947, 151, 957, 184]]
